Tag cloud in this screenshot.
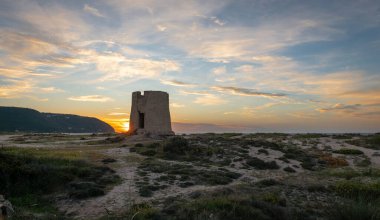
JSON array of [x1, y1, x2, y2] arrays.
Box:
[[171, 103, 185, 108], [194, 94, 226, 105], [0, 80, 34, 98], [156, 25, 167, 32], [223, 112, 236, 115], [353, 111, 380, 117], [161, 79, 196, 87], [314, 102, 380, 120], [317, 103, 361, 112], [86, 51, 181, 81], [83, 4, 106, 18], [212, 86, 286, 97], [0, 78, 62, 99], [212, 66, 226, 75], [0, 31, 83, 82], [180, 90, 212, 96], [39, 87, 64, 93], [7, 1, 90, 41], [210, 17, 225, 26], [68, 95, 113, 102], [172, 122, 256, 133], [108, 112, 129, 116], [234, 65, 254, 73]]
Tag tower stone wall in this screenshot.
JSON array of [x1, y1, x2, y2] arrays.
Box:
[[129, 91, 174, 135]]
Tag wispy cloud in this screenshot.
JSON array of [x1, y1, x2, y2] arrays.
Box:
[[83, 4, 106, 18], [180, 90, 212, 96], [39, 87, 64, 93], [194, 94, 226, 105], [212, 86, 286, 97], [212, 66, 226, 75], [108, 112, 129, 116], [68, 95, 113, 102], [87, 51, 181, 81], [317, 103, 361, 113], [171, 103, 185, 108], [0, 80, 34, 98], [161, 80, 196, 87]]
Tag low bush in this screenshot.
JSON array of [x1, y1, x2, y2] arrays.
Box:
[[256, 179, 280, 187], [333, 148, 364, 155], [159, 192, 303, 220], [102, 203, 161, 220], [135, 143, 144, 148], [327, 198, 380, 220], [334, 180, 380, 200], [258, 149, 269, 155], [0, 147, 121, 217], [246, 157, 279, 170], [163, 136, 189, 154], [137, 159, 241, 196], [260, 192, 286, 207], [283, 167, 296, 173], [319, 155, 348, 168], [140, 149, 157, 156], [324, 167, 380, 179]]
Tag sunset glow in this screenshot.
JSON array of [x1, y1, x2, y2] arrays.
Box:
[[0, 0, 379, 133], [122, 122, 130, 132]]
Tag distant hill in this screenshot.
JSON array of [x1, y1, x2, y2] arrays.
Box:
[[0, 106, 114, 133]]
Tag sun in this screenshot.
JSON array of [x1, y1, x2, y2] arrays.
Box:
[[122, 122, 130, 132]]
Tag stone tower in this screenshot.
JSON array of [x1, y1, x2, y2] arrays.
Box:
[[129, 91, 174, 135]]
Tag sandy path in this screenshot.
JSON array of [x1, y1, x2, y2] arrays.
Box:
[[58, 147, 140, 219]]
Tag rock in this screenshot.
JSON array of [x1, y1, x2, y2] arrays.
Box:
[[0, 195, 14, 219]]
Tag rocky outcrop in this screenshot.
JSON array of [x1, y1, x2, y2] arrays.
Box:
[[0, 195, 14, 219]]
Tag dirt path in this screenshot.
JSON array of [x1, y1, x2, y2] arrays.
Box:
[[58, 147, 140, 219]]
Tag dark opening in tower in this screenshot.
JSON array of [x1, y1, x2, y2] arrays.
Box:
[[138, 111, 145, 129]]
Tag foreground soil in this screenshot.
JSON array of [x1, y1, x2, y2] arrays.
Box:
[[1, 132, 379, 219]]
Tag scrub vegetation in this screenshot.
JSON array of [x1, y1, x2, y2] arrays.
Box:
[[1, 132, 379, 219]]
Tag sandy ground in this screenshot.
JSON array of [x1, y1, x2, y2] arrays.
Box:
[[57, 147, 140, 219], [1, 133, 379, 219]]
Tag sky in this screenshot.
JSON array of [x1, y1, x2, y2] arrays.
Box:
[[0, 0, 380, 133]]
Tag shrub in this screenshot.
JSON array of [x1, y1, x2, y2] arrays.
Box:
[[300, 157, 317, 170], [256, 179, 280, 187], [334, 181, 380, 200], [283, 167, 296, 173], [319, 155, 348, 168], [327, 198, 380, 220], [135, 143, 144, 148], [246, 157, 279, 170], [104, 203, 161, 220], [172, 196, 271, 220], [333, 148, 364, 155], [355, 158, 371, 167], [261, 192, 286, 207], [0, 150, 119, 197], [258, 149, 269, 155], [0, 148, 121, 216], [140, 149, 157, 156], [148, 143, 160, 148], [164, 192, 299, 220], [138, 159, 241, 189], [163, 136, 189, 154], [139, 185, 159, 197]]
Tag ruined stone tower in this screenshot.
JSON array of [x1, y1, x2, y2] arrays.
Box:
[[129, 91, 174, 135]]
